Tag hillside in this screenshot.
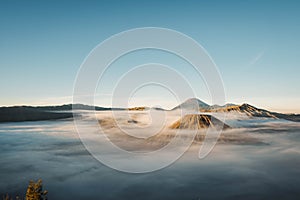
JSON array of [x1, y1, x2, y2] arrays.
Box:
[[0, 107, 73, 122], [202, 104, 277, 118], [172, 98, 300, 122], [170, 114, 230, 130]]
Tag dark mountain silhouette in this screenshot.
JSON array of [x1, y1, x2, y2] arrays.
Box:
[[0, 104, 125, 123], [25, 104, 124, 111], [0, 106, 73, 123]]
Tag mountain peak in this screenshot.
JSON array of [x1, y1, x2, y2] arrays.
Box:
[[172, 98, 209, 110], [185, 98, 208, 104]]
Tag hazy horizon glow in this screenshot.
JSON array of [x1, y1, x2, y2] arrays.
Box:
[[0, 1, 300, 113]]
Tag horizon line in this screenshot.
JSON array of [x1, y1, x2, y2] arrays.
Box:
[[1, 101, 299, 115]]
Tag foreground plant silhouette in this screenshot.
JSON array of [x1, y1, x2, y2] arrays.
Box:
[[2, 194, 21, 200], [25, 180, 47, 200], [2, 180, 47, 200]]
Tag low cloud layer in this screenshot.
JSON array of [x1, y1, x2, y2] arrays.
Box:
[[0, 111, 300, 199]]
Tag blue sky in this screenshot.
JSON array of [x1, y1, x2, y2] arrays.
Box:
[[0, 0, 299, 113]]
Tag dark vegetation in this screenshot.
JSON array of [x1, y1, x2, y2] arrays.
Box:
[[2, 180, 47, 200]]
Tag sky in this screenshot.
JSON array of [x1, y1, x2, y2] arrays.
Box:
[[0, 0, 300, 113]]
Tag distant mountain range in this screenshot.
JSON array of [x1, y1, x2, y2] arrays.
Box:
[[19, 104, 124, 111], [0, 104, 124, 122], [200, 103, 277, 117], [0, 106, 73, 123], [171, 98, 300, 122], [203, 103, 300, 122], [0, 99, 299, 122]]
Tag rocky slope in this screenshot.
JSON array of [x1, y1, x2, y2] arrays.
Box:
[[173, 98, 300, 122], [169, 114, 230, 130], [202, 104, 278, 118]]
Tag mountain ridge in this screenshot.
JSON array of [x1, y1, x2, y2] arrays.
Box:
[[1, 99, 299, 122], [170, 98, 300, 122]]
